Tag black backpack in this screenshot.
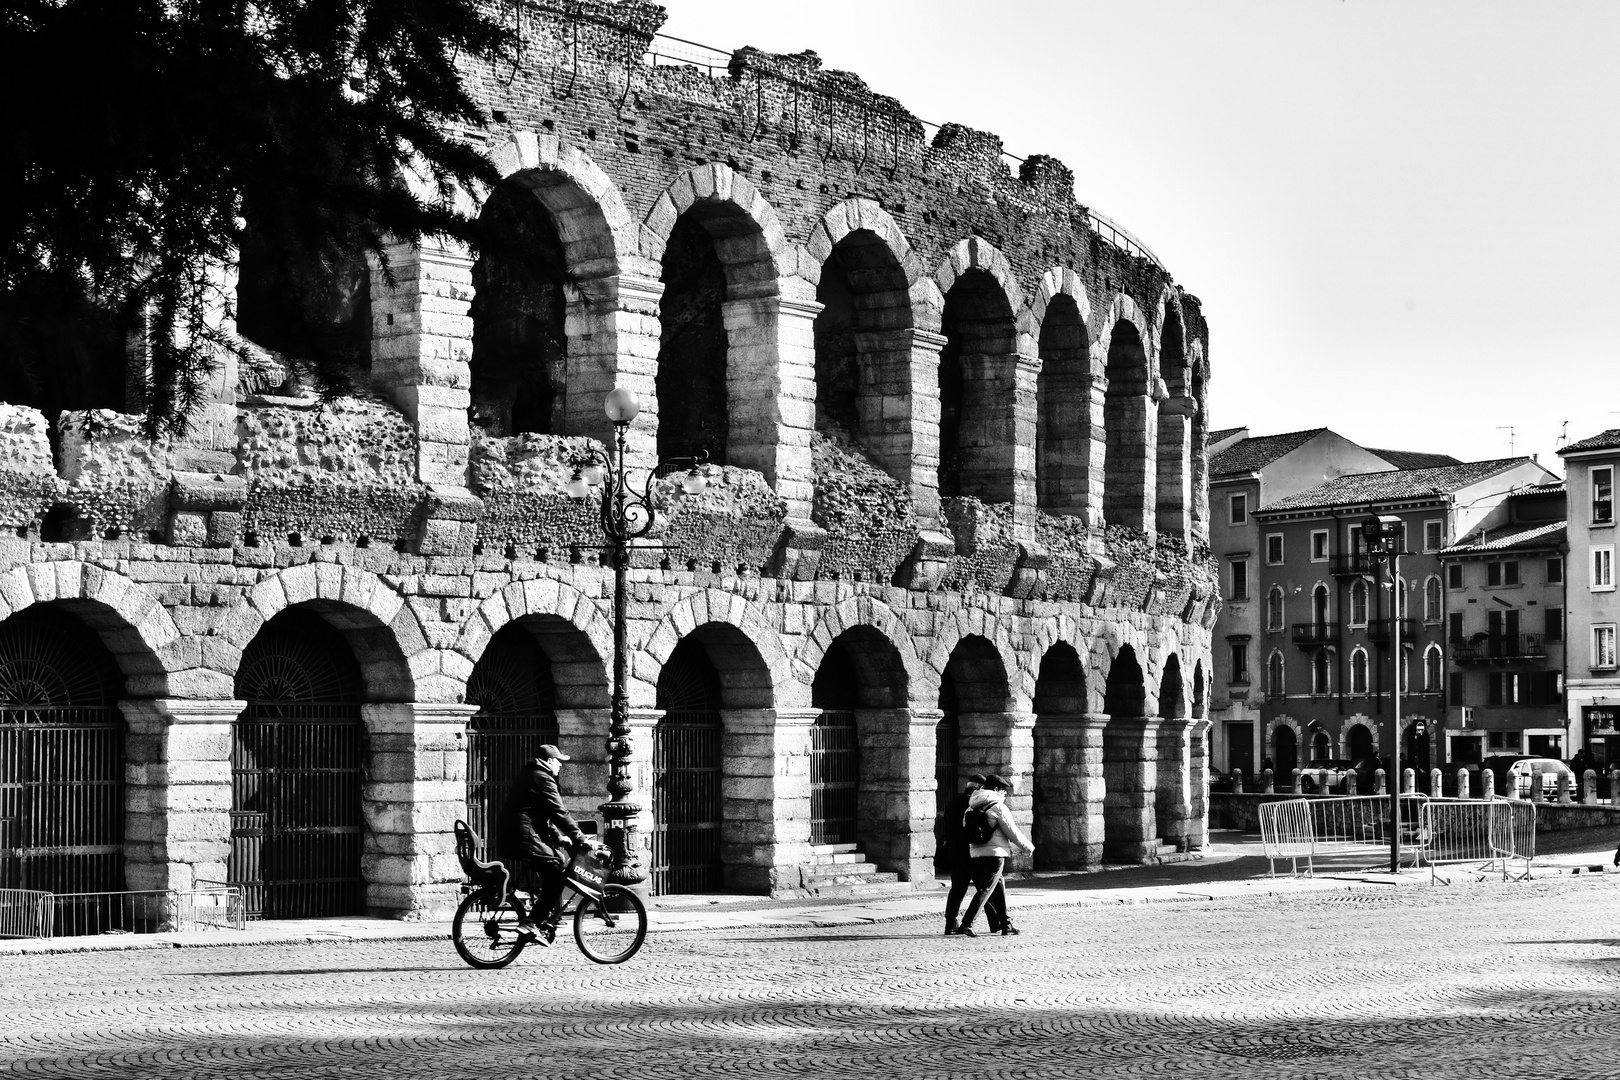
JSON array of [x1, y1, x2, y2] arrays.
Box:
[[963, 806, 997, 845]]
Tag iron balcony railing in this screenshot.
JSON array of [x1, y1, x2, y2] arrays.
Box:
[[1366, 618, 1420, 643], [1331, 553, 1375, 577], [1291, 623, 1339, 648], [1450, 634, 1550, 664]]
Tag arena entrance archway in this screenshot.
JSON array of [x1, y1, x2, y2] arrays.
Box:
[[651, 637, 724, 895], [231, 609, 366, 919], [465, 624, 558, 860]]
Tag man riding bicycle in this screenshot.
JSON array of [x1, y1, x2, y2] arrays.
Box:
[[496, 743, 588, 946]]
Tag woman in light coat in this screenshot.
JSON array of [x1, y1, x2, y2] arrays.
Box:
[[953, 773, 1034, 937]]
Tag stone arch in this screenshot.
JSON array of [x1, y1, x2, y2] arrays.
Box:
[[807, 200, 920, 485], [453, 574, 613, 704], [1030, 268, 1096, 520], [639, 588, 798, 710], [1154, 293, 1192, 542], [926, 608, 1026, 710], [1099, 295, 1157, 532], [934, 238, 1022, 504], [1031, 640, 1094, 869], [487, 132, 639, 276], [1269, 716, 1301, 777], [644, 164, 801, 487], [1102, 642, 1148, 719], [0, 563, 178, 694], [216, 564, 418, 704], [797, 594, 926, 693]]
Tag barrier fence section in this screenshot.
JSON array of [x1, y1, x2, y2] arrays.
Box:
[[0, 885, 244, 940], [0, 889, 52, 939], [1259, 795, 1432, 877], [1419, 800, 1536, 882]]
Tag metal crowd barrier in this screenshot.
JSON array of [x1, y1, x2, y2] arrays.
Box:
[[0, 889, 54, 939], [0, 886, 244, 940], [1418, 800, 1536, 882], [1259, 794, 1432, 877]]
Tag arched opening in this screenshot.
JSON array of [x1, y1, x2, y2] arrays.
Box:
[[1348, 722, 1375, 764], [1032, 642, 1090, 869], [232, 608, 366, 919], [1188, 352, 1210, 539], [1268, 586, 1285, 631], [465, 625, 557, 858], [1273, 725, 1298, 776], [656, 215, 731, 464], [1103, 319, 1153, 530], [1155, 304, 1189, 538], [1351, 579, 1369, 625], [1311, 728, 1331, 763], [1267, 650, 1285, 699], [1424, 644, 1443, 691], [468, 181, 569, 437], [1351, 648, 1369, 695], [1156, 653, 1191, 848], [1102, 644, 1153, 861], [814, 230, 912, 479], [938, 270, 1017, 503], [0, 606, 126, 924], [1158, 654, 1185, 719], [1424, 576, 1443, 623], [810, 642, 859, 846], [1036, 294, 1092, 515], [1312, 649, 1331, 695], [1103, 644, 1146, 718], [652, 623, 774, 894], [934, 636, 1012, 854], [1312, 584, 1330, 627]]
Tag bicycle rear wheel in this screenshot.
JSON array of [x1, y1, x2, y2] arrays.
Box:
[[572, 884, 647, 964], [452, 890, 527, 969]]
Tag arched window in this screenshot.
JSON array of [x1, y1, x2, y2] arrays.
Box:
[[1396, 577, 1409, 619], [1424, 644, 1443, 692], [1267, 651, 1285, 698], [1267, 586, 1285, 631], [1350, 648, 1368, 695], [1399, 647, 1411, 694], [1350, 579, 1369, 626], [1312, 649, 1331, 695], [1312, 584, 1330, 626], [1311, 729, 1331, 763], [1424, 576, 1442, 623]]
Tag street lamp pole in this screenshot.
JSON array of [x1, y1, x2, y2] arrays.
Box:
[[1363, 513, 1404, 874], [569, 388, 707, 886]]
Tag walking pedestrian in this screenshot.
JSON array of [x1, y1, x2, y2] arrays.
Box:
[[939, 772, 987, 936], [953, 773, 1034, 938]]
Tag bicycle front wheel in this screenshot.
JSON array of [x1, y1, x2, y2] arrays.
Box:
[[573, 884, 647, 964], [452, 890, 527, 969]]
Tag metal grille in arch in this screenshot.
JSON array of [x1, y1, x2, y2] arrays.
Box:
[[465, 629, 557, 860], [652, 641, 723, 895]]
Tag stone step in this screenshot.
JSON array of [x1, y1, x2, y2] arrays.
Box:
[[788, 873, 907, 900], [807, 851, 863, 866], [810, 843, 859, 855], [802, 860, 882, 880]]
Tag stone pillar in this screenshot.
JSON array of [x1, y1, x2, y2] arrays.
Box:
[[556, 707, 611, 824], [1262, 767, 1274, 794], [721, 290, 820, 523], [854, 328, 942, 524], [370, 238, 475, 489], [1457, 768, 1471, 799], [1032, 713, 1107, 868], [1156, 717, 1195, 851], [1082, 372, 1108, 530], [955, 350, 1021, 507], [1103, 716, 1162, 863], [120, 699, 242, 895], [722, 707, 816, 894], [1481, 768, 1496, 798], [856, 707, 939, 882], [1430, 768, 1444, 797], [1557, 772, 1574, 805], [1010, 350, 1040, 533], [361, 702, 477, 919], [565, 271, 663, 473], [1188, 718, 1212, 849], [1584, 768, 1598, 806], [1374, 768, 1386, 795]]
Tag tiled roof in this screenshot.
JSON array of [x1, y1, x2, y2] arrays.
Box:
[[1258, 458, 1529, 513], [1511, 483, 1565, 498], [1210, 428, 1327, 477], [1369, 448, 1463, 470], [1442, 520, 1566, 555], [1207, 426, 1246, 445], [1561, 429, 1620, 455]]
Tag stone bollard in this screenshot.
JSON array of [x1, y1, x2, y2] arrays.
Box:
[[1530, 775, 1544, 802], [1292, 768, 1303, 793], [1318, 768, 1331, 794], [1584, 769, 1598, 806], [1231, 767, 1244, 794], [1430, 768, 1444, 797], [1402, 767, 1415, 794], [1262, 768, 1275, 794], [1346, 771, 1358, 795], [1482, 768, 1495, 799], [1558, 771, 1574, 805], [1374, 768, 1386, 795], [1456, 768, 1471, 799], [1612, 769, 1620, 806]]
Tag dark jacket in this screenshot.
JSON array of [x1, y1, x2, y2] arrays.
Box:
[[497, 761, 585, 866], [937, 789, 974, 872]]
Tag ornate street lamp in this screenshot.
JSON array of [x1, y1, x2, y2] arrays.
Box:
[[1361, 512, 1405, 874], [568, 387, 708, 886]]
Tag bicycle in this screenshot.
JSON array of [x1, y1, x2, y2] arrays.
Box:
[[450, 820, 648, 967]]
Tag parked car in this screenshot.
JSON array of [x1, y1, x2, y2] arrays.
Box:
[[1297, 760, 1362, 794], [1478, 756, 1575, 797]]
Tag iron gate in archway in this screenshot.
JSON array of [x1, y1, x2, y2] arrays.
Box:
[[651, 640, 723, 895], [809, 710, 858, 845], [465, 627, 557, 859], [0, 610, 125, 909], [231, 612, 365, 919]]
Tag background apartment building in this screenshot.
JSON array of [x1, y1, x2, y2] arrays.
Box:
[[1560, 430, 1620, 765]]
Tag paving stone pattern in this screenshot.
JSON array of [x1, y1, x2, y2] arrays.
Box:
[[3, 878, 1619, 1079]]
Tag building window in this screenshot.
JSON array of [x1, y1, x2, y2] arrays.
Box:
[[1447, 563, 1463, 589], [1449, 671, 1464, 705], [1504, 560, 1519, 586], [1268, 651, 1285, 698], [1399, 649, 1410, 694], [1230, 493, 1248, 525], [1488, 672, 1521, 706], [1594, 547, 1615, 592], [1311, 650, 1330, 695], [1595, 625, 1618, 671], [1424, 576, 1442, 622], [1546, 606, 1563, 642], [1350, 648, 1368, 695], [1312, 583, 1330, 626], [1267, 586, 1284, 631], [1448, 611, 1464, 643], [1548, 557, 1563, 584], [1489, 730, 1523, 752], [1310, 530, 1329, 562], [1424, 645, 1442, 692], [1424, 520, 1444, 552], [1350, 579, 1369, 626], [1594, 466, 1614, 524], [1266, 533, 1284, 565], [1230, 641, 1250, 682], [1230, 559, 1249, 601]]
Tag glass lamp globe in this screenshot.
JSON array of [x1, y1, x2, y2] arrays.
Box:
[[604, 387, 640, 425], [681, 467, 708, 496], [582, 463, 606, 487], [566, 471, 590, 499]]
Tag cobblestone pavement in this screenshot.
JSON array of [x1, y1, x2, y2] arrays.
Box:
[[4, 877, 1620, 1080]]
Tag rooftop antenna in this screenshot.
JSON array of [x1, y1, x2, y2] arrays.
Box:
[[1556, 421, 1569, 449], [1497, 426, 1515, 455]]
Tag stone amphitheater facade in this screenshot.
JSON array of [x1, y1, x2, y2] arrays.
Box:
[[0, 0, 1218, 917]]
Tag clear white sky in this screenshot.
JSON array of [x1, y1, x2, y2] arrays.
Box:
[[658, 0, 1620, 476]]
